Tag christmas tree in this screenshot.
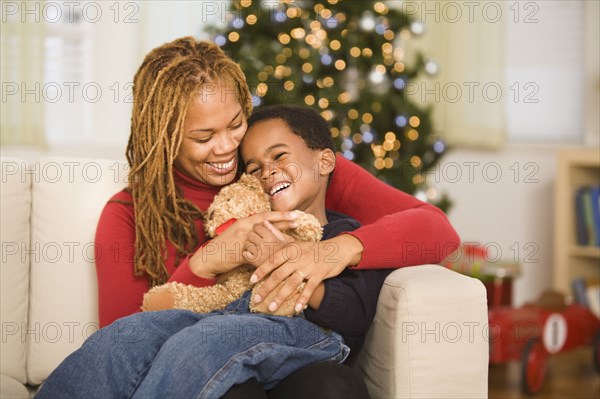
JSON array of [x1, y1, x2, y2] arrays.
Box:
[[209, 0, 451, 211]]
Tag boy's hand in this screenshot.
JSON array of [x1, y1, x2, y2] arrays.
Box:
[[243, 220, 293, 267], [190, 212, 297, 279]]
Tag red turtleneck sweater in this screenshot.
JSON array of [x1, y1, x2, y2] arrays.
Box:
[[95, 155, 459, 327]]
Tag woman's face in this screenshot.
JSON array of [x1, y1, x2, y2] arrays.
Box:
[[174, 84, 247, 187]]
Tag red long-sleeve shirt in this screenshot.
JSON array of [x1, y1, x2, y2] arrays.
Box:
[[95, 155, 459, 327]]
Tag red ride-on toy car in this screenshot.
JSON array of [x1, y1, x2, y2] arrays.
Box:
[[488, 290, 600, 395], [443, 244, 600, 394]]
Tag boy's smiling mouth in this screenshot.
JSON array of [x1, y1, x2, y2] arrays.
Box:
[[268, 181, 291, 199]]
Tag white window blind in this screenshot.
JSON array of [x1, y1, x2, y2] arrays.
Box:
[[43, 1, 93, 144]]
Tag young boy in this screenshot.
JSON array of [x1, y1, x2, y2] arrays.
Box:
[[240, 105, 393, 351]]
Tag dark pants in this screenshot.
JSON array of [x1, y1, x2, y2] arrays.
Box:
[[222, 361, 371, 399]]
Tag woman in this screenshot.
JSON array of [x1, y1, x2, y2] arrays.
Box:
[[36, 37, 459, 398]]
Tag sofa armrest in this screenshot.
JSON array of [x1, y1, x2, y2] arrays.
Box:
[[354, 265, 489, 399]]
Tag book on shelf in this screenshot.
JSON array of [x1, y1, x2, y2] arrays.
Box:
[[592, 186, 600, 247], [574, 185, 600, 247], [572, 277, 590, 308], [571, 277, 600, 319]]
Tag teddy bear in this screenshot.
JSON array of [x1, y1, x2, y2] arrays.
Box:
[[141, 173, 322, 317]]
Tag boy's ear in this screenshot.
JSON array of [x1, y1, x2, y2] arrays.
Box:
[[318, 149, 336, 176]]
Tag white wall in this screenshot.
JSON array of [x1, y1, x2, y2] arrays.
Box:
[[87, 4, 141, 151], [139, 1, 225, 55], [435, 146, 559, 306]]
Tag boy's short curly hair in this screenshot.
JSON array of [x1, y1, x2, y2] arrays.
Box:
[[247, 105, 335, 153]]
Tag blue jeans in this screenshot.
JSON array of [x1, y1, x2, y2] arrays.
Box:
[[35, 291, 349, 399]]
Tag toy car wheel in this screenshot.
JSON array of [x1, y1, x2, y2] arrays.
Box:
[[521, 338, 548, 395], [593, 332, 600, 374]]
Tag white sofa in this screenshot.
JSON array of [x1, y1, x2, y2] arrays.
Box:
[[0, 156, 489, 399]]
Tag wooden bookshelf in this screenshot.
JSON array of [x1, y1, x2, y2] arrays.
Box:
[[554, 148, 600, 294]]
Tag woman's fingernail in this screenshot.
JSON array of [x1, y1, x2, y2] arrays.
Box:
[[287, 211, 298, 219], [268, 301, 278, 312], [289, 222, 298, 228], [253, 294, 262, 303], [250, 274, 258, 284], [295, 303, 303, 313]]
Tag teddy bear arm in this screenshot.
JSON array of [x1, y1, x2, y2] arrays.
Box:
[[142, 282, 239, 314], [142, 285, 176, 311]]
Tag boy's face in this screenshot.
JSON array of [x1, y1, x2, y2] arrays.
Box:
[[240, 118, 331, 214]]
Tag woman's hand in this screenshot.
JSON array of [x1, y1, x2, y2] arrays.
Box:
[[189, 211, 299, 279], [250, 234, 364, 313]]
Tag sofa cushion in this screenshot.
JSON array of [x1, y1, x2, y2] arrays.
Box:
[[0, 374, 30, 399], [1, 158, 31, 385], [27, 157, 127, 385], [356, 265, 489, 399]]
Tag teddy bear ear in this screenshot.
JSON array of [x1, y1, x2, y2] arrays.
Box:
[[239, 173, 262, 189]]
